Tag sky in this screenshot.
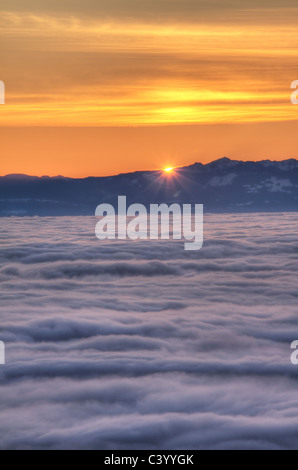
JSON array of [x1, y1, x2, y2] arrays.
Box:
[[1, 0, 298, 176]]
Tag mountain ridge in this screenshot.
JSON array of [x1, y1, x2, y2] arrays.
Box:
[[3, 157, 298, 180], [1, 157, 298, 216]]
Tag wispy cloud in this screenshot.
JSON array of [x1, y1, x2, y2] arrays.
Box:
[[1, 7, 298, 126]]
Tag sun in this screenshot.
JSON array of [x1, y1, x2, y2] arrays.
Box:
[[164, 167, 174, 173]]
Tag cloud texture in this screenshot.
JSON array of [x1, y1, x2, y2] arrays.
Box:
[[1, 213, 298, 449]]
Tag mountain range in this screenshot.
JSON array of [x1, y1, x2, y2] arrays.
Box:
[[1, 157, 298, 216]]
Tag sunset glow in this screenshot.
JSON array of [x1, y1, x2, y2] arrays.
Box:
[[1, 0, 298, 176], [164, 167, 174, 173], [1, 15, 298, 128], [2, 1, 298, 451]]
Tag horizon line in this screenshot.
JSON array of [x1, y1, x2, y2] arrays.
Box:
[[1, 156, 298, 180]]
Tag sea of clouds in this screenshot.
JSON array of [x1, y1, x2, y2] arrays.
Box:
[[1, 213, 298, 449]]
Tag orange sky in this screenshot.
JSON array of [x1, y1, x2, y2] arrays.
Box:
[[0, 0, 298, 176]]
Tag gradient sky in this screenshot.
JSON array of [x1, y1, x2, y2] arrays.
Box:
[[1, 0, 298, 176]]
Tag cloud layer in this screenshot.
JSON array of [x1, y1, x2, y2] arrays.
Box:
[[1, 1, 298, 127], [1, 213, 298, 449]]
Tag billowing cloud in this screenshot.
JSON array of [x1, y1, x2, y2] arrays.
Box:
[[0, 213, 298, 449]]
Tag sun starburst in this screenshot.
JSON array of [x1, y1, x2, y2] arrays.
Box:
[[164, 167, 174, 172]]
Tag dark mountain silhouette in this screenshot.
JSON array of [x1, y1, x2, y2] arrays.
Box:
[[1, 157, 298, 216]]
